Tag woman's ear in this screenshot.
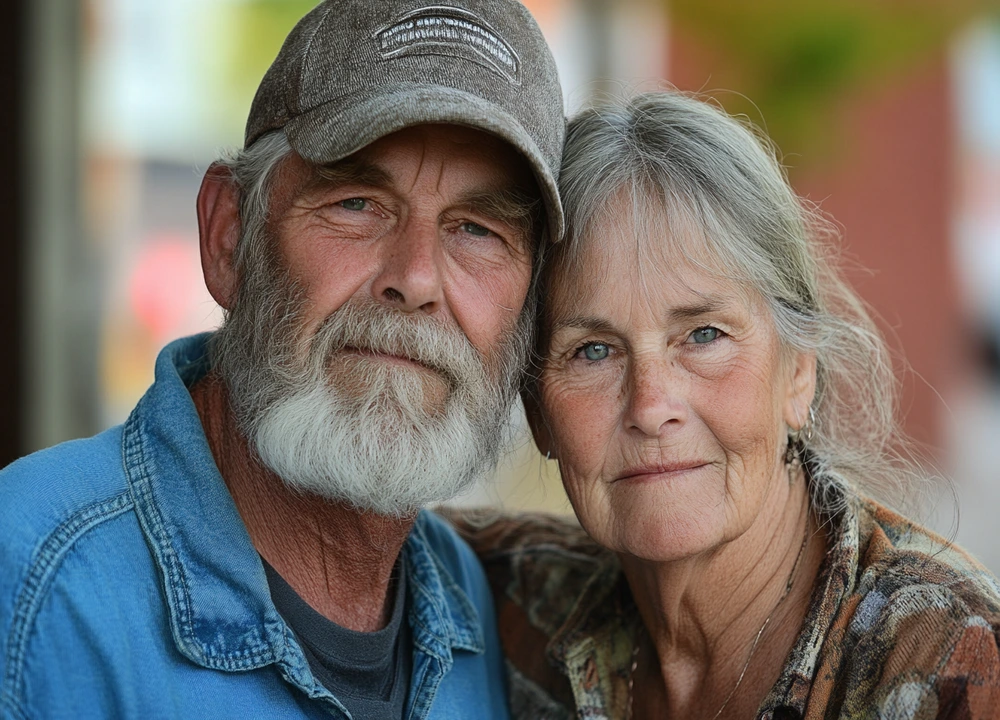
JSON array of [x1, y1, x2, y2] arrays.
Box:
[[521, 387, 556, 460], [783, 350, 818, 431], [197, 163, 242, 310]]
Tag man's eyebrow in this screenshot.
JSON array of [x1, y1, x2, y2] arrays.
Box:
[[313, 158, 392, 189], [455, 186, 541, 235]]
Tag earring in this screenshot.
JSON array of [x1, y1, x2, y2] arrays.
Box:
[[784, 406, 815, 479]]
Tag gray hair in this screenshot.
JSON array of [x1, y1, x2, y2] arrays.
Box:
[[212, 130, 294, 285], [548, 91, 913, 515], [210, 129, 547, 352]]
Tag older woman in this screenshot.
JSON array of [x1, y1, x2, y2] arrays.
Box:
[[450, 92, 1000, 720]]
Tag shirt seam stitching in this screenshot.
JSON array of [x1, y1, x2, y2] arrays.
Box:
[[1, 490, 133, 715], [123, 393, 278, 669], [408, 519, 485, 653]]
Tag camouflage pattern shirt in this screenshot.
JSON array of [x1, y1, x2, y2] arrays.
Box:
[[445, 495, 1000, 719]]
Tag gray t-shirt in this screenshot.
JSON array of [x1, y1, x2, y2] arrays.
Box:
[[263, 558, 411, 720]]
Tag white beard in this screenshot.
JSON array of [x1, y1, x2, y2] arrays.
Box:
[[215, 266, 529, 517], [251, 363, 488, 516]]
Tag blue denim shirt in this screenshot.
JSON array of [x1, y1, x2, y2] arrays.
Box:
[[0, 335, 510, 720]]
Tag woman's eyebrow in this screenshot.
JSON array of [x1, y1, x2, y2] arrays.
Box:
[[551, 300, 729, 334], [667, 298, 726, 321], [549, 316, 618, 334]]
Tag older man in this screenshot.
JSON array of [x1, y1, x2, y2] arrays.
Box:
[[0, 1, 562, 718]]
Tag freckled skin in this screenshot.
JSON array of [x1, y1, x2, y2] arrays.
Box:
[[264, 124, 535, 367], [536, 222, 816, 565]]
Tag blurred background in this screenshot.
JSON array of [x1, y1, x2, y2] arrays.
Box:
[[2, 0, 999, 570]]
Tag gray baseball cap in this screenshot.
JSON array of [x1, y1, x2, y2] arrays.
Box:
[[246, 0, 565, 242]]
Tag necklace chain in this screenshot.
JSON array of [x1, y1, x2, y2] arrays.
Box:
[[626, 524, 810, 720]]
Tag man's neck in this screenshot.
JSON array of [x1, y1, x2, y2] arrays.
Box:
[[190, 373, 415, 632]]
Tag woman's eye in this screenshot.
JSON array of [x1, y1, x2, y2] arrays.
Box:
[[689, 327, 721, 344], [577, 342, 610, 361], [460, 222, 491, 237], [339, 198, 367, 211]]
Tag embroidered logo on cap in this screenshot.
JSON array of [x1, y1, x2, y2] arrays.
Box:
[[375, 6, 521, 84]]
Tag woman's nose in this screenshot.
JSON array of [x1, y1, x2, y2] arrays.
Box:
[[370, 219, 445, 315], [625, 357, 686, 437]]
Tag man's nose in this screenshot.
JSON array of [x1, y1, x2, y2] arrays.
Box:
[[371, 218, 445, 314], [625, 355, 686, 437]]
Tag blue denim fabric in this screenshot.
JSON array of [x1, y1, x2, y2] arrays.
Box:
[[0, 334, 510, 720]]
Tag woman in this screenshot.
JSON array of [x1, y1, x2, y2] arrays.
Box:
[[450, 92, 1000, 719]]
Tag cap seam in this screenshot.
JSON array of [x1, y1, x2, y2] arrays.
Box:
[[297, 4, 336, 116]]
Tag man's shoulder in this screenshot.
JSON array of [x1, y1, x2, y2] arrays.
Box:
[[414, 509, 494, 600], [0, 427, 160, 717], [0, 426, 132, 555]]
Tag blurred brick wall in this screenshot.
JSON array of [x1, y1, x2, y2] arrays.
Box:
[[670, 39, 961, 453]]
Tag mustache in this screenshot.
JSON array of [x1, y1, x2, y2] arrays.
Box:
[[307, 300, 485, 388]]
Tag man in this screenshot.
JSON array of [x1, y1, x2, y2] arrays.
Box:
[[0, 1, 563, 717]]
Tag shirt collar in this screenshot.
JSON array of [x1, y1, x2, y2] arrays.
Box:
[[757, 495, 860, 719], [124, 334, 286, 671], [124, 334, 484, 674], [405, 514, 486, 659]]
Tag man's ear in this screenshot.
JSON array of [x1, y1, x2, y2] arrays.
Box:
[[521, 387, 556, 460], [197, 163, 242, 310], [783, 350, 818, 431]]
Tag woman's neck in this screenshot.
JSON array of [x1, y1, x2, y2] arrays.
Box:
[[620, 468, 827, 720]]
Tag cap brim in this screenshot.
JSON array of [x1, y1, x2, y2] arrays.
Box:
[[282, 83, 563, 243]]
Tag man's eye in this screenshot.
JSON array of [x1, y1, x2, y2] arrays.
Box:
[[689, 327, 722, 344], [576, 342, 610, 361], [339, 198, 367, 211], [461, 222, 491, 237]]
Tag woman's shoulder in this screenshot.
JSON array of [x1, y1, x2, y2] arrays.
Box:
[[857, 499, 1000, 616], [439, 507, 618, 626], [441, 507, 608, 559], [439, 508, 624, 717], [825, 499, 1000, 718]]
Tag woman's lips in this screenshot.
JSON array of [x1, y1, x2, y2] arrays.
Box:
[[614, 462, 711, 483]]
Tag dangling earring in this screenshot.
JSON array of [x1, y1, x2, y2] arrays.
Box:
[[784, 406, 815, 482]]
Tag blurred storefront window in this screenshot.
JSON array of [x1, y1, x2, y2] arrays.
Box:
[[943, 19, 1000, 572], [83, 0, 313, 425]]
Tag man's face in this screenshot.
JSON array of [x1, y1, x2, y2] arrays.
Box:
[[214, 124, 540, 516], [270, 123, 536, 377]]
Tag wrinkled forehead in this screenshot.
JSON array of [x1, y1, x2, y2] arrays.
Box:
[[543, 185, 755, 317], [302, 124, 539, 195]]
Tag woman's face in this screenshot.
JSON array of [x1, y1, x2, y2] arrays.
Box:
[[535, 215, 815, 562]]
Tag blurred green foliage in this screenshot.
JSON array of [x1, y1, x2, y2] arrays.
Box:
[[669, 0, 998, 164], [205, 0, 998, 166], [222, 1, 318, 102], [201, 0, 317, 143]]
